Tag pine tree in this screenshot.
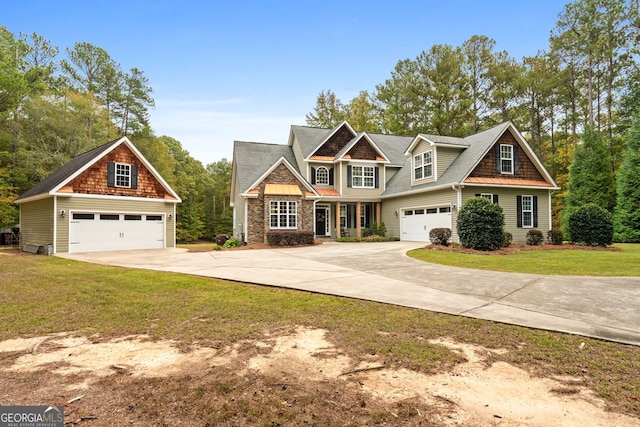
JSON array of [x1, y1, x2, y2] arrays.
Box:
[[613, 117, 640, 242], [563, 126, 616, 232]]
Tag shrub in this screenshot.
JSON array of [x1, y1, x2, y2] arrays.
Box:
[[568, 203, 613, 246], [548, 229, 563, 245], [503, 231, 513, 247], [222, 238, 241, 248], [215, 234, 231, 246], [266, 230, 315, 246], [457, 197, 505, 250], [373, 222, 387, 237], [429, 228, 451, 246], [526, 229, 544, 246], [211, 244, 222, 251]]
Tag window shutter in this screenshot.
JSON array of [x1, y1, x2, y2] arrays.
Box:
[[516, 195, 523, 228], [495, 144, 501, 173], [374, 167, 379, 188], [493, 194, 499, 204], [107, 162, 115, 187], [533, 195, 538, 227], [347, 165, 352, 188], [311, 167, 316, 184], [328, 168, 334, 185], [131, 165, 138, 189], [347, 204, 353, 228], [513, 146, 520, 174]]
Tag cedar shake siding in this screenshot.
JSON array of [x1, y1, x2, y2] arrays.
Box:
[[346, 138, 379, 160], [314, 126, 356, 157], [67, 145, 169, 199], [469, 130, 546, 182]]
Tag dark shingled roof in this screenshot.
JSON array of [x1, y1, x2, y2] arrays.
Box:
[[233, 140, 300, 193], [15, 138, 121, 202], [383, 122, 512, 196]]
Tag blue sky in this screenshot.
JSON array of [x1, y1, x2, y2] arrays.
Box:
[[4, 0, 567, 164]]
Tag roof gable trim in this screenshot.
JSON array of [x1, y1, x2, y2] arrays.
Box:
[[243, 157, 318, 197], [305, 121, 357, 160], [49, 137, 182, 202]]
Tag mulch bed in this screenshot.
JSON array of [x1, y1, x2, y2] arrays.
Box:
[[423, 243, 622, 256]]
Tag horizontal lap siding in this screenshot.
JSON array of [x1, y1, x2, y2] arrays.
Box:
[[461, 187, 551, 243], [56, 197, 176, 253], [382, 189, 458, 240], [20, 198, 54, 248], [436, 147, 463, 178]]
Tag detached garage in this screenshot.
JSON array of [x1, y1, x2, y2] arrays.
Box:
[[15, 137, 181, 254], [401, 206, 452, 242]]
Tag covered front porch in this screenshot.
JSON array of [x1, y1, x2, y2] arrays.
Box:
[[314, 201, 382, 239]]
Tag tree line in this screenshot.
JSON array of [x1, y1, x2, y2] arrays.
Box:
[[306, 0, 640, 241], [0, 26, 232, 241]]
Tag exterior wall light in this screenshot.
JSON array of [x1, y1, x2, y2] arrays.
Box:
[[60, 210, 66, 218]]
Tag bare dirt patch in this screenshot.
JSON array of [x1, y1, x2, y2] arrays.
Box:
[[1, 327, 637, 426]]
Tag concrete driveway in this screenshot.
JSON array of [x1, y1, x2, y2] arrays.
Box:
[[60, 241, 640, 346]]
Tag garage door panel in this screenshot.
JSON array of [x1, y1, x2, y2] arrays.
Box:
[[401, 207, 451, 242], [69, 213, 165, 253]]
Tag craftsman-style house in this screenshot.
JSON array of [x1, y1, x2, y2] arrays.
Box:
[[230, 121, 558, 244]]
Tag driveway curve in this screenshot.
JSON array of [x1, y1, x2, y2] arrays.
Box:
[[60, 241, 640, 346]]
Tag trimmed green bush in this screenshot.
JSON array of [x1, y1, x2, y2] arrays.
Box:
[[526, 229, 544, 246], [266, 230, 315, 246], [222, 238, 241, 248], [548, 229, 563, 245], [429, 228, 451, 246], [568, 203, 613, 246], [457, 197, 505, 251], [503, 231, 513, 247]]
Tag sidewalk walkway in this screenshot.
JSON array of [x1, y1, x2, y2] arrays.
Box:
[[61, 241, 640, 346]]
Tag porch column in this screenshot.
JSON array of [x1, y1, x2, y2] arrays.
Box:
[[335, 201, 341, 238], [356, 201, 361, 238], [376, 202, 381, 224]]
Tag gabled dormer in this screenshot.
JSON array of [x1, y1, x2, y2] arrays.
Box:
[[404, 134, 467, 186], [307, 121, 357, 160]]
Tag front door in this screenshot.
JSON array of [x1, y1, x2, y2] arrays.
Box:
[[315, 207, 328, 236]]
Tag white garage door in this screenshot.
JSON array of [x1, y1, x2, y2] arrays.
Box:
[[69, 213, 165, 253], [401, 207, 452, 242]]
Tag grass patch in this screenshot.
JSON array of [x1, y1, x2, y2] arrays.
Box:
[[1, 250, 639, 420], [408, 243, 640, 276]]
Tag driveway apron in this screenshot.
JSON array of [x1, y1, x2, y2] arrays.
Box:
[[60, 241, 640, 346]]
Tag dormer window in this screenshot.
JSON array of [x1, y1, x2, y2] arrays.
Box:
[[413, 151, 432, 180], [500, 144, 513, 174], [316, 167, 329, 185]]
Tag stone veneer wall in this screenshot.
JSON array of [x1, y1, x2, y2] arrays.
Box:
[[246, 163, 314, 244]]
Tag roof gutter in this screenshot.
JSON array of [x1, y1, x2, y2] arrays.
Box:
[[379, 182, 460, 199]]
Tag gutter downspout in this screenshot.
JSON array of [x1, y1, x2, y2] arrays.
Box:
[[452, 184, 464, 244]]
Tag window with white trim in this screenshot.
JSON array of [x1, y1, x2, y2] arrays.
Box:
[[521, 195, 533, 228], [500, 144, 513, 174], [413, 151, 432, 180], [316, 167, 329, 185], [340, 205, 347, 228], [269, 201, 297, 229], [352, 166, 375, 188], [116, 163, 131, 187]]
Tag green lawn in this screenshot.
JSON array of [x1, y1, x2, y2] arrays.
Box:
[[407, 243, 640, 276], [0, 250, 639, 420]]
